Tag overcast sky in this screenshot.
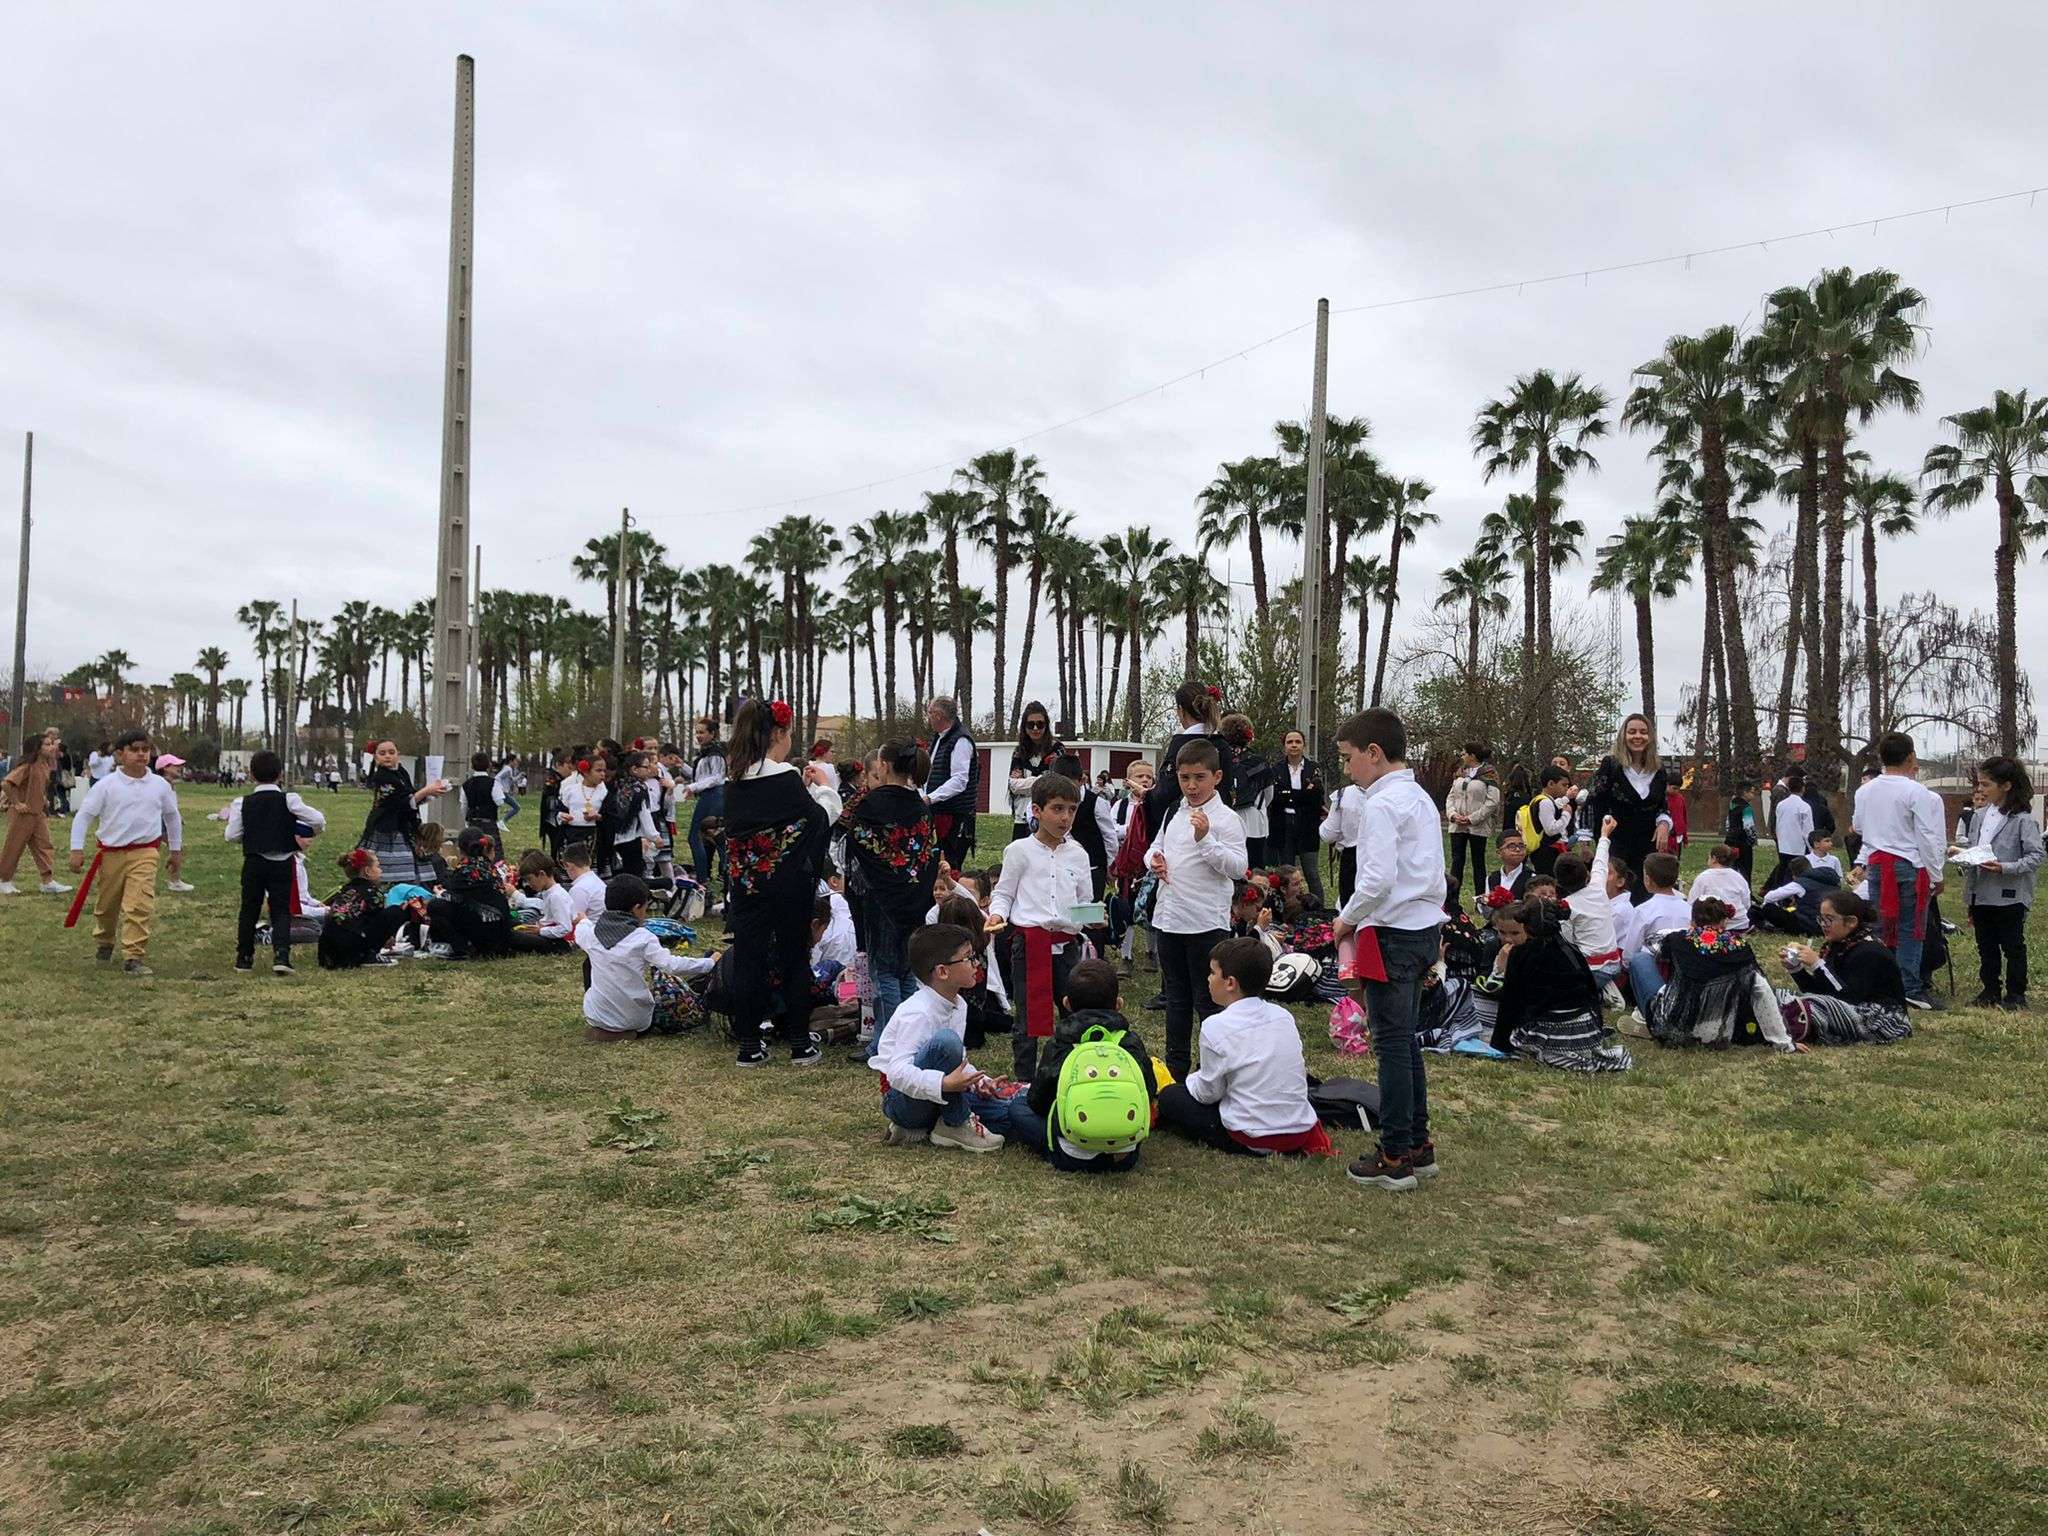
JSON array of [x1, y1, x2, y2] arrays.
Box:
[[3, 2, 2043, 740]]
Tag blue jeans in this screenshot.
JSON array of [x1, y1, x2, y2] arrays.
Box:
[[881, 1030, 971, 1131], [501, 794, 521, 822], [1628, 948, 1667, 1009], [1360, 924, 1438, 1157], [868, 962, 914, 1061], [1004, 1099, 1139, 1172], [688, 789, 723, 884], [1883, 859, 1929, 999]]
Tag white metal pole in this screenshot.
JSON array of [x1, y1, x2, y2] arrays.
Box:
[[428, 53, 475, 822], [9, 431, 30, 763], [1295, 299, 1329, 752], [609, 507, 631, 741]]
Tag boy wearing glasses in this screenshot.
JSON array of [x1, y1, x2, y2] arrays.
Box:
[[871, 922, 1007, 1152]]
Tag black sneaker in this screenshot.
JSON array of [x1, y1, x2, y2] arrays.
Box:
[[1347, 1148, 1418, 1192], [273, 962, 295, 976], [95, 946, 113, 964], [790, 1039, 823, 1068], [1405, 1141, 1440, 1180], [1970, 988, 2002, 1008], [735, 1042, 769, 1067], [2003, 994, 2030, 1013], [234, 960, 254, 973], [1144, 992, 1167, 1012]]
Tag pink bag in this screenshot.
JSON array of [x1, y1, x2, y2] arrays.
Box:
[[1328, 995, 1372, 1055]]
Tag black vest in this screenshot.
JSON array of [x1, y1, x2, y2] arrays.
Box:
[[463, 774, 498, 825], [925, 723, 978, 817], [241, 789, 298, 858], [1071, 788, 1108, 883]]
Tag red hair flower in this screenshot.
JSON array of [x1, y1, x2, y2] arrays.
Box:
[[810, 739, 833, 760], [1205, 685, 1221, 700], [576, 759, 591, 773], [1483, 887, 1512, 909], [769, 700, 794, 729]]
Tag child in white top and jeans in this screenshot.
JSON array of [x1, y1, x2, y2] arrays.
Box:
[[1331, 708, 1447, 1193], [872, 923, 1008, 1152], [1156, 937, 1330, 1157], [1146, 739, 1248, 1079]]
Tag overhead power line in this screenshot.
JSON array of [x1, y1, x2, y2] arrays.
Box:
[[529, 179, 2044, 561]]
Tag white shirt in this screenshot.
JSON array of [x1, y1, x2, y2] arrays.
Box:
[[1687, 865, 1754, 933], [1094, 792, 1123, 866], [576, 921, 713, 1033], [687, 749, 726, 795], [1183, 996, 1316, 1138], [927, 736, 974, 805], [990, 833, 1095, 932], [293, 855, 327, 918], [871, 984, 973, 1103], [1610, 891, 1644, 959], [71, 768, 182, 852], [559, 778, 607, 827], [1773, 793, 1814, 858], [1239, 783, 1272, 840], [746, 758, 842, 821], [1974, 806, 2007, 849], [568, 869, 607, 924], [1149, 794, 1248, 935], [224, 784, 328, 861], [86, 751, 113, 782], [813, 889, 857, 969], [1853, 773, 1946, 871], [1633, 890, 1692, 950], [614, 780, 661, 845], [533, 882, 575, 939], [1806, 852, 1843, 879], [1319, 784, 1363, 849], [1339, 769, 1446, 933], [1560, 837, 1621, 960]]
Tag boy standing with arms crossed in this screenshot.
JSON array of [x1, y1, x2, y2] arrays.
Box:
[[1330, 709, 1446, 1193], [67, 728, 184, 975]]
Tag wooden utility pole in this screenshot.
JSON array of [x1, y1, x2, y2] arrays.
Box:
[[468, 544, 482, 753], [1295, 299, 1330, 752], [8, 432, 30, 763], [283, 599, 300, 784], [428, 53, 475, 820], [608, 507, 631, 741]]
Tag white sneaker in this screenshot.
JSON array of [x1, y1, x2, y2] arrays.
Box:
[[166, 879, 195, 893], [0, 882, 17, 896], [40, 880, 73, 894], [880, 1122, 926, 1147], [928, 1115, 1004, 1153], [424, 943, 458, 960], [1601, 981, 1626, 1012]]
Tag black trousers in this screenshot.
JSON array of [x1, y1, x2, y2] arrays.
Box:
[[1156, 1083, 1263, 1156], [1155, 927, 1228, 1079], [728, 886, 815, 1047], [1245, 835, 1268, 871], [1447, 832, 1489, 900], [614, 839, 646, 879], [236, 857, 296, 965], [426, 899, 512, 958], [1973, 903, 2029, 998], [1338, 847, 1357, 907]]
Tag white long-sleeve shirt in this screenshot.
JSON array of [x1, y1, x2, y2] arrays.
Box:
[[576, 922, 714, 1033], [1339, 769, 1446, 933], [559, 778, 607, 827], [1774, 793, 1814, 858], [613, 781, 661, 846], [71, 768, 182, 852], [744, 758, 842, 821], [1183, 996, 1317, 1138], [1688, 865, 1755, 932], [813, 889, 857, 969], [1093, 791, 1123, 867], [568, 869, 607, 924], [1853, 773, 1946, 872], [871, 984, 973, 1103], [990, 833, 1095, 932], [1633, 890, 1692, 950], [927, 737, 974, 806], [1559, 837, 1621, 961], [533, 882, 575, 940], [1149, 793, 1247, 935], [1610, 892, 1645, 959], [225, 784, 328, 861], [491, 764, 517, 806], [1319, 784, 1363, 849], [687, 749, 726, 794]]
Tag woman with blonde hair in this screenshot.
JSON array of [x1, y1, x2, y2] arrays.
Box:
[[1586, 713, 1671, 903]]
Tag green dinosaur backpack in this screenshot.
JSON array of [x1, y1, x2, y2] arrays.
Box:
[[1052, 1024, 1151, 1155]]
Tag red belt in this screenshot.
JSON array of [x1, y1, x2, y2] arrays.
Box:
[[1230, 1122, 1336, 1157], [1585, 947, 1623, 967], [64, 839, 164, 928], [1866, 850, 1929, 945], [1012, 925, 1064, 1038]]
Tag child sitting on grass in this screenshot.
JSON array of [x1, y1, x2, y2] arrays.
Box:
[[871, 923, 1007, 1152], [1553, 814, 1623, 989], [563, 841, 606, 926], [1632, 896, 1799, 1052], [424, 827, 514, 959], [511, 850, 576, 953], [1687, 843, 1756, 934], [1007, 957, 1158, 1173], [575, 874, 718, 1043], [1480, 898, 1632, 1072], [317, 848, 417, 970], [1632, 853, 1690, 949], [935, 893, 1012, 1049], [1156, 937, 1332, 1157]]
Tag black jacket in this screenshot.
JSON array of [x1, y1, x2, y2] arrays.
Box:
[[1796, 930, 1906, 1007], [1268, 756, 1326, 843], [1026, 1008, 1160, 1117]]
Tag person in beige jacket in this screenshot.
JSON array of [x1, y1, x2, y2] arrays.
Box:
[[1444, 744, 1502, 905]]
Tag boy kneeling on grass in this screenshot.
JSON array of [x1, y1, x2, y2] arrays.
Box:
[[1006, 957, 1158, 1173], [872, 922, 1008, 1152], [1155, 937, 1332, 1158], [576, 874, 718, 1044]]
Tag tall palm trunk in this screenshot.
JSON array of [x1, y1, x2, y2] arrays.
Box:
[[1183, 596, 1200, 683], [1694, 580, 1715, 761], [1701, 425, 1762, 774], [1356, 599, 1371, 712], [1371, 535, 1404, 707], [1995, 472, 2022, 754], [865, 610, 883, 723], [1072, 604, 1089, 736], [1247, 515, 1269, 618], [1634, 591, 1656, 723], [1466, 595, 1483, 723], [1012, 564, 1045, 730], [1125, 595, 1143, 740], [1860, 508, 1883, 745], [1533, 447, 1555, 756], [992, 521, 1010, 732], [1770, 490, 1809, 760], [1093, 620, 1108, 736], [1814, 397, 1850, 787], [880, 580, 899, 717], [945, 531, 968, 718], [1710, 596, 1733, 780], [1105, 631, 1125, 730]]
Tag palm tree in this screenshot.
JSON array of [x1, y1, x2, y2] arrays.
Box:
[[237, 599, 284, 748], [223, 678, 249, 746], [195, 646, 230, 738], [96, 650, 134, 712], [847, 511, 927, 718], [1623, 326, 1770, 773], [1591, 515, 1692, 723], [956, 449, 1045, 732], [1341, 553, 1391, 709], [922, 488, 982, 715], [1922, 388, 2048, 756], [1197, 456, 1280, 616], [1008, 493, 1071, 730], [1844, 466, 1917, 742], [1476, 493, 1585, 678], [1159, 553, 1227, 681], [1367, 476, 1436, 707], [1761, 268, 1926, 782], [1433, 551, 1508, 724], [1472, 370, 1610, 750], [1100, 527, 1173, 738]]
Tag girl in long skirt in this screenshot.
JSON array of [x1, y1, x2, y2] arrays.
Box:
[[357, 741, 449, 886]]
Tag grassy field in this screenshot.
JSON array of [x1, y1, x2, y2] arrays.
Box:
[[2, 785, 2045, 1535]]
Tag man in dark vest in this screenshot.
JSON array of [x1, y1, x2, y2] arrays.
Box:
[[227, 748, 327, 975], [923, 695, 979, 869]]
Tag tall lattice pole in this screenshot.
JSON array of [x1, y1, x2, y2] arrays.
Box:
[[1294, 299, 1330, 752], [608, 508, 631, 741], [8, 432, 30, 763], [428, 53, 475, 817]]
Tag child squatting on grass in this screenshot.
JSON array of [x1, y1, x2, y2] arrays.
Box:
[[576, 874, 719, 1043], [871, 922, 1012, 1152]]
